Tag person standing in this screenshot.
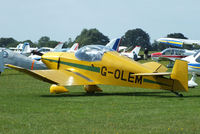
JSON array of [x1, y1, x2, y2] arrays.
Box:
[[144, 47, 149, 60]]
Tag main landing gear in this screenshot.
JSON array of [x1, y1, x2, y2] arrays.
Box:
[[188, 73, 198, 88], [171, 91, 183, 97]]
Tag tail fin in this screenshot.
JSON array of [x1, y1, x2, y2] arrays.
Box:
[[54, 42, 64, 51], [106, 38, 121, 51], [0, 49, 4, 73], [171, 60, 188, 92], [131, 46, 141, 55], [21, 42, 31, 53], [69, 43, 79, 52]]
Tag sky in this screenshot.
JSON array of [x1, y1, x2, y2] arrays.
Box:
[[0, 0, 200, 43]]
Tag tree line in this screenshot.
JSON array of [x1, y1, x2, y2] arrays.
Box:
[[0, 28, 196, 51]]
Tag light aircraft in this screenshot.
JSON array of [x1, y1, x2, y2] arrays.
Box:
[[0, 48, 47, 73], [9, 42, 37, 56], [54, 43, 79, 52], [181, 50, 200, 87], [7, 44, 188, 97], [156, 37, 200, 87], [29, 42, 64, 60], [118, 46, 127, 52], [32, 42, 64, 54], [153, 37, 197, 62], [120, 46, 141, 60], [151, 48, 196, 61], [156, 37, 200, 47]]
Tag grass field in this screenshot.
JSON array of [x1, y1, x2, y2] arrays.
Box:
[[1, 60, 200, 134]]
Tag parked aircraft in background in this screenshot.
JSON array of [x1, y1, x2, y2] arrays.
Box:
[[118, 46, 127, 52], [151, 48, 196, 61], [9, 42, 37, 56], [0, 48, 47, 73], [155, 37, 200, 87], [29, 42, 64, 60], [120, 46, 141, 60], [156, 37, 200, 47], [32, 42, 64, 54], [181, 50, 200, 87], [54, 43, 79, 52], [105, 38, 121, 51], [7, 44, 188, 97]]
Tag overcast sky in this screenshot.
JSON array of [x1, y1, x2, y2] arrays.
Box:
[[0, 0, 200, 42]]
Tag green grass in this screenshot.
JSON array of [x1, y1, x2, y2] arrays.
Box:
[[1, 62, 200, 134]]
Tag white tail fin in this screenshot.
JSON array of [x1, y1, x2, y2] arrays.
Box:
[[21, 42, 31, 54], [106, 38, 121, 51], [131, 46, 141, 56], [69, 43, 79, 52], [54, 42, 64, 50]]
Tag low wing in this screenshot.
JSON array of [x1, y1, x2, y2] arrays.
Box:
[[157, 38, 184, 47], [6, 64, 98, 86]]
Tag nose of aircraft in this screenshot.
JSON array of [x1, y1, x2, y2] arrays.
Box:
[[151, 52, 162, 57], [41, 52, 63, 69]]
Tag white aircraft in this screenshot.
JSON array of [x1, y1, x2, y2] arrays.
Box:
[[29, 42, 64, 60], [180, 50, 200, 87], [9, 42, 37, 56], [157, 37, 200, 47], [120, 46, 141, 60], [34, 42, 64, 54], [54, 43, 79, 52]]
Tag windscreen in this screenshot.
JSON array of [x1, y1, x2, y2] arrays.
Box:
[[75, 45, 113, 61]]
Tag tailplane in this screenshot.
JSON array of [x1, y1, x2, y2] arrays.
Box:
[[171, 60, 188, 92]]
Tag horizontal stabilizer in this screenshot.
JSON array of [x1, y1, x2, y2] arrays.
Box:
[[142, 62, 168, 73], [133, 72, 171, 76]]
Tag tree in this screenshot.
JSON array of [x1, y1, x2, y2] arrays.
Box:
[[74, 28, 109, 47], [38, 36, 59, 48], [167, 33, 188, 39], [38, 36, 50, 47], [121, 28, 151, 50], [0, 37, 18, 47]]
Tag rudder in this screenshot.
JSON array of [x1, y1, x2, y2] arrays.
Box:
[[171, 60, 188, 92]]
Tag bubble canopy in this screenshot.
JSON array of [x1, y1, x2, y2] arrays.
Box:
[[75, 45, 114, 61]]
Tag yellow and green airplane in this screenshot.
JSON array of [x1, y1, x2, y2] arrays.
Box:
[[7, 45, 188, 97]]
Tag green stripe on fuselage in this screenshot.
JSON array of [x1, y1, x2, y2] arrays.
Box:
[[43, 58, 100, 73], [143, 78, 170, 87]]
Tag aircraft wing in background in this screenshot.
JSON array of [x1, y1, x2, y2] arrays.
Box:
[[156, 37, 200, 47]]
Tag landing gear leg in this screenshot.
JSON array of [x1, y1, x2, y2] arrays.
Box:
[[188, 72, 198, 88], [171, 91, 183, 97]]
